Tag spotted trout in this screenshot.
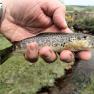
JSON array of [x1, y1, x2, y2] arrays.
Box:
[[0, 32, 94, 64]]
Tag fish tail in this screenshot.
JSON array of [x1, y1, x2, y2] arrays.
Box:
[[0, 45, 15, 64]]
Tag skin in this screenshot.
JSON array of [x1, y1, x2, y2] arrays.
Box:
[[0, 0, 91, 63]]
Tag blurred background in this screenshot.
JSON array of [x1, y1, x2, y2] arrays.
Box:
[[0, 0, 94, 94]]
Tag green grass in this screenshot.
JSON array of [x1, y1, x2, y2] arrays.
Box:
[[66, 5, 94, 12], [0, 35, 11, 49]]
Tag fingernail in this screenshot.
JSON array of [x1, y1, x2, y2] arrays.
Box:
[[77, 50, 91, 61], [62, 28, 73, 33], [60, 50, 74, 63], [25, 42, 39, 63], [39, 47, 56, 63]]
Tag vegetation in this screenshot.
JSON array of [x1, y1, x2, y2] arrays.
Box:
[[66, 5, 94, 12], [0, 35, 69, 94], [66, 7, 94, 34]]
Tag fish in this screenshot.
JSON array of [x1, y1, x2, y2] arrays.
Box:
[[0, 32, 94, 64]]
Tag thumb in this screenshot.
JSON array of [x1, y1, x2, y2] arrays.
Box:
[[41, 1, 72, 33], [53, 7, 72, 33]]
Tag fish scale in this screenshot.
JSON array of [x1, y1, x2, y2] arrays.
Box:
[[15, 33, 94, 52]]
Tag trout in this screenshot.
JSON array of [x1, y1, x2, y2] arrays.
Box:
[[0, 32, 94, 64]]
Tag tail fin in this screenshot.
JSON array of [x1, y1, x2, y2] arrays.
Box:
[[0, 45, 14, 64]]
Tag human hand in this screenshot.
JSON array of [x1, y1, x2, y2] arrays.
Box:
[[1, 0, 91, 63]]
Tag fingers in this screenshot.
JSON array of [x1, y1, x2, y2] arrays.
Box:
[[25, 43, 75, 63], [53, 7, 73, 33], [76, 50, 91, 61], [24, 42, 39, 63], [25, 43, 91, 63], [60, 50, 74, 63], [39, 46, 56, 63], [41, 0, 72, 33], [53, 7, 67, 29], [32, 10, 52, 28], [25, 43, 56, 63]]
